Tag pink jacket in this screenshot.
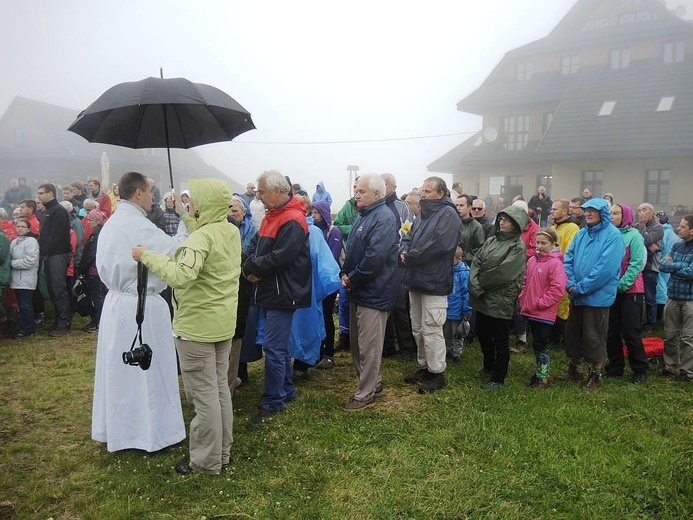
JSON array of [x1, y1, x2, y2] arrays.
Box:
[[521, 218, 539, 259], [518, 248, 567, 323]]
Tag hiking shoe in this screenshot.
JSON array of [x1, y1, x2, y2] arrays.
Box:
[[510, 340, 528, 354], [632, 372, 647, 384], [13, 330, 35, 340], [83, 322, 99, 333], [660, 368, 678, 378], [374, 382, 385, 398], [404, 368, 430, 384], [419, 372, 446, 394], [343, 396, 376, 411], [582, 371, 601, 391], [175, 461, 195, 475], [48, 326, 70, 337], [556, 363, 585, 382], [677, 374, 693, 383], [316, 356, 334, 369], [528, 375, 549, 389], [482, 381, 504, 390], [475, 368, 493, 379]]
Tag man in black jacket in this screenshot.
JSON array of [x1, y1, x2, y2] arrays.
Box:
[[243, 170, 311, 423], [37, 183, 72, 336], [401, 177, 462, 393]]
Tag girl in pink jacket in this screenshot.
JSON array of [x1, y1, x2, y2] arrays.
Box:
[[518, 228, 567, 388]]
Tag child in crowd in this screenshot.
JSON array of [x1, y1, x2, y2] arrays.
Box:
[[444, 246, 472, 363], [518, 227, 567, 388]]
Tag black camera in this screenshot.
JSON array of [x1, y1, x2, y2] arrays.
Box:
[[122, 344, 153, 371]]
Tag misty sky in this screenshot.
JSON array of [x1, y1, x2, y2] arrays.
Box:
[[2, 0, 692, 207]]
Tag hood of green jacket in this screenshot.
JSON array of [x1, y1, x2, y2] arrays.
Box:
[[189, 178, 233, 228], [495, 205, 529, 240]]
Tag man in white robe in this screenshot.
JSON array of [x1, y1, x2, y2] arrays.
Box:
[[92, 171, 190, 452]]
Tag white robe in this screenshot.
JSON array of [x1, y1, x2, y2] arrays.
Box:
[[92, 200, 188, 452]]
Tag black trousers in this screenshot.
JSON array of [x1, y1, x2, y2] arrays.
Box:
[[44, 253, 71, 329], [606, 293, 649, 375], [383, 266, 416, 354], [477, 311, 512, 384]]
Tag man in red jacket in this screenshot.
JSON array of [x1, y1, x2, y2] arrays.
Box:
[[87, 179, 112, 218]]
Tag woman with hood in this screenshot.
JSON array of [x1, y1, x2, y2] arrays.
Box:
[[655, 211, 682, 321], [518, 227, 566, 387], [469, 205, 528, 389], [132, 179, 241, 476], [312, 181, 332, 209], [311, 198, 343, 369], [605, 203, 649, 383]]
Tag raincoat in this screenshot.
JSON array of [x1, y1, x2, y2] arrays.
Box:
[[312, 181, 332, 208], [519, 246, 566, 323], [140, 179, 241, 343], [614, 204, 645, 294], [564, 198, 624, 308], [469, 205, 528, 320]]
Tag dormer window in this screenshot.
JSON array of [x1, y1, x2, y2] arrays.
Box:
[[516, 63, 533, 81], [581, 17, 609, 31], [598, 101, 617, 116], [619, 10, 657, 24], [561, 55, 580, 75], [656, 96, 675, 112]]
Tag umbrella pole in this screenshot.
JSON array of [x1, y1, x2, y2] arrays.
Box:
[[162, 104, 174, 190]]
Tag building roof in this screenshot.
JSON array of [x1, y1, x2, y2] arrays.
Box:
[[426, 131, 482, 173]]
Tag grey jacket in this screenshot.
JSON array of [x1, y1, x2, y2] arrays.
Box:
[[10, 235, 40, 290], [636, 218, 664, 272]]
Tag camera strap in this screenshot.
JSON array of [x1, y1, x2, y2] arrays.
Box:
[[129, 262, 149, 351]]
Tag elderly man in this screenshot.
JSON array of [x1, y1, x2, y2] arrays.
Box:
[[243, 170, 311, 423], [528, 185, 553, 226], [341, 174, 398, 410], [3, 179, 25, 213], [582, 187, 593, 200], [659, 214, 693, 382], [92, 171, 189, 453], [405, 192, 421, 217], [456, 194, 485, 264], [471, 198, 495, 239], [36, 184, 72, 336], [564, 198, 624, 390], [240, 182, 256, 205], [637, 202, 664, 331], [380, 172, 416, 360], [401, 177, 462, 393]]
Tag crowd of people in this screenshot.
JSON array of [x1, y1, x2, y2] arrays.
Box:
[[1, 172, 692, 477]]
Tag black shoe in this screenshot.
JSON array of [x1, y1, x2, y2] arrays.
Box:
[[404, 368, 430, 384], [582, 371, 601, 391], [49, 326, 71, 337], [252, 408, 281, 424], [603, 372, 623, 379], [397, 350, 414, 362], [419, 372, 446, 394], [13, 330, 35, 339], [475, 368, 493, 379], [175, 461, 195, 475], [632, 372, 647, 384], [660, 368, 678, 378], [83, 322, 99, 333]]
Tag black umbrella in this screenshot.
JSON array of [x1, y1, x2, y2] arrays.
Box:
[[67, 76, 256, 189]]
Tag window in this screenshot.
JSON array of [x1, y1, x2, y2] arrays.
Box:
[[598, 100, 617, 116], [582, 171, 603, 197], [542, 112, 554, 135], [619, 10, 657, 24], [581, 18, 609, 31], [646, 169, 669, 204], [505, 175, 524, 201], [656, 96, 675, 112], [561, 55, 580, 75], [14, 128, 24, 146], [502, 115, 530, 151], [516, 63, 533, 81], [663, 41, 685, 63], [536, 175, 553, 194], [610, 48, 631, 69]]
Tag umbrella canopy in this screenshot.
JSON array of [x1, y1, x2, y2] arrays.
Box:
[[67, 76, 256, 188]]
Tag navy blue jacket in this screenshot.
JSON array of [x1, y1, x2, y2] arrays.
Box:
[[342, 198, 398, 310], [401, 196, 462, 295]]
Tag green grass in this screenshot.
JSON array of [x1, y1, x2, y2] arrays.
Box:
[[1, 320, 691, 519]]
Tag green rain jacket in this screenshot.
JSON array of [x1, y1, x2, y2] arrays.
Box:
[[140, 179, 241, 343], [469, 205, 528, 320]]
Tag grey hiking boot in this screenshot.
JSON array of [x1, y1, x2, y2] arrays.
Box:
[[582, 370, 601, 391], [419, 372, 446, 394]]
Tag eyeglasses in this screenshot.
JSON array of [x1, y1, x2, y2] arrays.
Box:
[[498, 215, 511, 223], [471, 207, 483, 211]]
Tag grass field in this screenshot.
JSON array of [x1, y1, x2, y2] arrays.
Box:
[[1, 317, 691, 519]]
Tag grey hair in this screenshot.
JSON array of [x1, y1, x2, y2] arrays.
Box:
[[473, 199, 486, 210], [358, 173, 386, 198], [257, 170, 290, 193], [59, 200, 73, 213], [0, 208, 8, 219], [83, 198, 98, 210]]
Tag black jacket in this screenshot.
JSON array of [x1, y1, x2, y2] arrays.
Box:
[[401, 196, 462, 295], [38, 198, 71, 256]]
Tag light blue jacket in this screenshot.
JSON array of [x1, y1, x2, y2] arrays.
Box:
[[656, 223, 682, 304], [564, 198, 625, 308]]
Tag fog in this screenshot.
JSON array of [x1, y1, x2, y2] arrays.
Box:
[[2, 0, 692, 207]]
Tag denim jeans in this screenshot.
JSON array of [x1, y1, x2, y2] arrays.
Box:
[[642, 270, 659, 328], [262, 308, 296, 411], [338, 286, 350, 336], [15, 289, 35, 333]]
